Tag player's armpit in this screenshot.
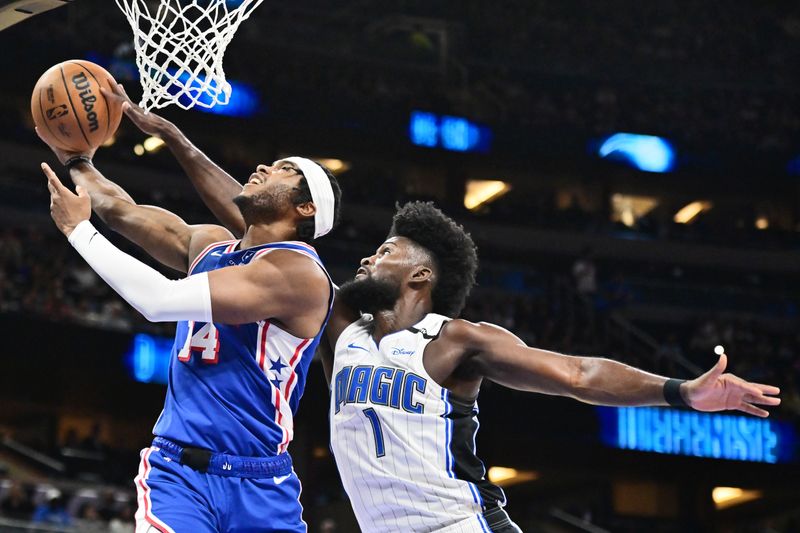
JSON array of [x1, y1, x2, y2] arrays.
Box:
[[447, 319, 582, 396], [207, 250, 330, 337], [326, 291, 361, 344]]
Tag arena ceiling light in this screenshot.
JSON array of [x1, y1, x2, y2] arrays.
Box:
[[143, 136, 166, 153], [464, 180, 511, 211], [487, 467, 538, 487], [315, 158, 351, 175], [712, 487, 762, 510], [674, 201, 712, 224], [598, 133, 676, 173], [611, 194, 659, 227]]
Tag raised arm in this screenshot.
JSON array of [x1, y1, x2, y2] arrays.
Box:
[[441, 320, 781, 417], [69, 161, 231, 273], [101, 84, 247, 236], [46, 167, 329, 334], [36, 127, 232, 273]]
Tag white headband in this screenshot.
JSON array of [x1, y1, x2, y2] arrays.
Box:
[[283, 156, 336, 239]]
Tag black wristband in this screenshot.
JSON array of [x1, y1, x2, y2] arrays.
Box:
[[65, 155, 93, 170], [664, 378, 689, 408]]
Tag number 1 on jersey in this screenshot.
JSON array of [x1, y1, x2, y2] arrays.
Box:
[[363, 408, 386, 458], [178, 321, 220, 364]]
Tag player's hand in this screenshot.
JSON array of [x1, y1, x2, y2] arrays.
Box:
[[42, 162, 91, 237], [101, 83, 174, 137], [34, 127, 97, 166], [683, 352, 781, 417]]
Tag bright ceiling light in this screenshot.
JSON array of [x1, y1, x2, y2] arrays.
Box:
[[486, 466, 538, 487], [316, 158, 351, 174], [133, 144, 145, 156], [143, 136, 166, 153], [674, 201, 712, 224], [712, 487, 762, 510], [487, 467, 518, 483], [598, 133, 676, 173], [611, 194, 659, 228], [755, 217, 769, 230], [464, 180, 511, 211]]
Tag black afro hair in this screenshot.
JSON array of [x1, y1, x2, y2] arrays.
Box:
[[388, 201, 478, 317]]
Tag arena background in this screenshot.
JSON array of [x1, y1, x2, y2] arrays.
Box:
[[0, 1, 799, 531]]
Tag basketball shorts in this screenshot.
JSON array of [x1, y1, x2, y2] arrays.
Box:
[[134, 439, 305, 533]]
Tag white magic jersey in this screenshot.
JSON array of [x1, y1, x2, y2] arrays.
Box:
[[330, 313, 512, 533]]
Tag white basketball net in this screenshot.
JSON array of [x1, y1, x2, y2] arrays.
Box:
[[115, 0, 264, 112]]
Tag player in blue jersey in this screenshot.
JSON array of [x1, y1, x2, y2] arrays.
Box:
[[38, 110, 342, 532]]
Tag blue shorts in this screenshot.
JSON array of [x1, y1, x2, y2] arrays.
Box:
[[134, 440, 306, 533]]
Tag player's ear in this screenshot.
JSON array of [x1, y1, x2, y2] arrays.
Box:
[[409, 265, 433, 284], [295, 201, 316, 218]]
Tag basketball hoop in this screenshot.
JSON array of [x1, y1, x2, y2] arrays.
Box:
[[115, 0, 264, 112]]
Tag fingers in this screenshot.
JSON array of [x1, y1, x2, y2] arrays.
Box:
[[743, 393, 781, 406], [41, 162, 60, 187], [103, 82, 129, 100], [737, 403, 769, 418], [750, 383, 781, 396], [698, 353, 727, 384], [42, 163, 74, 198]]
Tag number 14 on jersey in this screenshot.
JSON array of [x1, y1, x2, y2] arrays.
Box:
[[178, 321, 220, 364]]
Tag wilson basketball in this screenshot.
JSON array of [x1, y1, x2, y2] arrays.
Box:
[[31, 60, 123, 152]]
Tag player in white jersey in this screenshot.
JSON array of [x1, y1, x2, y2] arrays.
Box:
[[321, 202, 781, 533]]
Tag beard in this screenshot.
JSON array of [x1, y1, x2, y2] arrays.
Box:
[[338, 275, 401, 315], [233, 185, 295, 225]]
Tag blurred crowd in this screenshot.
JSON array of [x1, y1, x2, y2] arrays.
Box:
[[2, 221, 798, 415], [242, 0, 800, 153], [14, 0, 797, 158], [0, 478, 134, 532], [0, 226, 168, 335]]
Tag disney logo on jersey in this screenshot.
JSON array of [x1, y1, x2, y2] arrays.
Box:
[[334, 365, 427, 415], [391, 347, 415, 356]]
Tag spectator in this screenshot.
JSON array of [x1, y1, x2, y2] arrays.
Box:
[[109, 503, 135, 533], [32, 491, 71, 527], [572, 247, 597, 297], [0, 481, 34, 520]]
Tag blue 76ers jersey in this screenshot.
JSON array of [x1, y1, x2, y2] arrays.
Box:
[[152, 239, 333, 456]]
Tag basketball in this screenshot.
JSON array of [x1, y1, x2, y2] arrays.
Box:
[[30, 60, 123, 152]]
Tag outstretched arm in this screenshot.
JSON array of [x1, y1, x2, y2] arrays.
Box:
[[102, 84, 247, 236], [443, 320, 781, 417], [46, 167, 329, 331], [67, 161, 231, 273], [36, 130, 232, 272]]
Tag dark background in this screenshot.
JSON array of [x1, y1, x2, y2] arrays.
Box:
[[0, 1, 799, 531]]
